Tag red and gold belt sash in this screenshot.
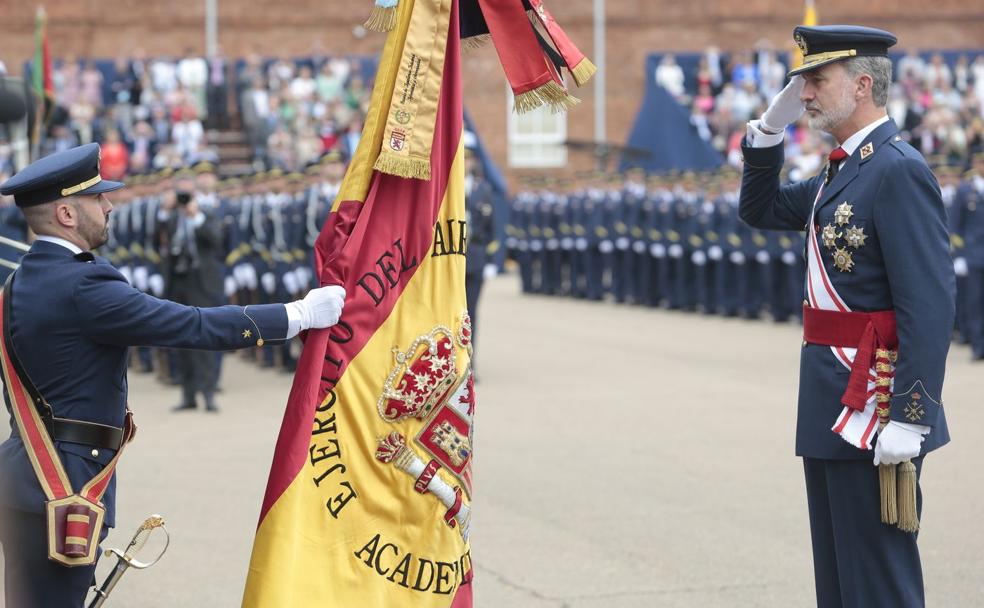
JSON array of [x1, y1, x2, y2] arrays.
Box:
[[802, 305, 898, 412], [0, 280, 135, 567]]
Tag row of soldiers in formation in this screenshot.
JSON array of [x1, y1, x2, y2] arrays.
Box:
[[505, 156, 984, 360], [97, 154, 348, 382]]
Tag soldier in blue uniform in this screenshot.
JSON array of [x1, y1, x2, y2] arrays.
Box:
[[953, 154, 984, 359], [740, 26, 954, 607], [0, 144, 347, 607]]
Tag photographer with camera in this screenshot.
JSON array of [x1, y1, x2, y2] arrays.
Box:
[[165, 174, 226, 412]]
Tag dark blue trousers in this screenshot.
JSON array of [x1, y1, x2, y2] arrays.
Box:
[[803, 457, 924, 608], [1, 508, 107, 607]]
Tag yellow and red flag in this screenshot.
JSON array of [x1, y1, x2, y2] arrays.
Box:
[[242, 0, 475, 605], [791, 0, 818, 70]]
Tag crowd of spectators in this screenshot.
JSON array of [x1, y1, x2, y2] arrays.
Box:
[[0, 45, 373, 180], [657, 42, 984, 179]]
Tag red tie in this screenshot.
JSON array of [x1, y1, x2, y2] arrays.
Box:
[[826, 147, 848, 183]]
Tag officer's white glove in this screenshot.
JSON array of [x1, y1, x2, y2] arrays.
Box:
[[575, 238, 588, 251], [483, 263, 498, 280], [730, 251, 746, 265], [599, 240, 614, 254], [285, 285, 346, 339], [760, 75, 806, 134], [691, 250, 707, 266], [133, 266, 149, 292], [756, 250, 771, 264], [294, 267, 312, 292], [873, 421, 929, 466], [530, 240, 543, 252], [650, 243, 666, 258], [954, 257, 968, 277], [616, 237, 630, 251], [148, 274, 165, 297], [546, 238, 560, 250], [224, 276, 238, 298], [782, 251, 797, 265], [632, 240, 647, 254], [668, 244, 683, 259], [261, 272, 277, 295], [561, 237, 574, 250]]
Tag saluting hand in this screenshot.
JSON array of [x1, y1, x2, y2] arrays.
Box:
[[760, 75, 806, 134]]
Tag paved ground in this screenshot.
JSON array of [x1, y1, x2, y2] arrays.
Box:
[[3, 274, 983, 606]]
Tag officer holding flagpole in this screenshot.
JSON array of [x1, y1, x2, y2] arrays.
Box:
[[0, 143, 347, 606], [739, 26, 954, 607]]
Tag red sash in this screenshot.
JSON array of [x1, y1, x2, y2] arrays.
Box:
[[0, 277, 135, 567], [802, 305, 898, 412]]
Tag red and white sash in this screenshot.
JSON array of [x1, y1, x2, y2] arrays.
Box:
[[804, 187, 886, 450]]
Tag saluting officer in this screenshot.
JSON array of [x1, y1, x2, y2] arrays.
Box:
[[740, 26, 954, 607], [0, 144, 347, 607]]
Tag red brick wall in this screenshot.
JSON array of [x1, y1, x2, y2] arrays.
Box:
[[2, 0, 981, 183]]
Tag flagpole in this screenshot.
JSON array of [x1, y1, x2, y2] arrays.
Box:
[[593, 0, 606, 161]]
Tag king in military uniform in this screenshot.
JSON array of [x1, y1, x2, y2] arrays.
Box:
[[739, 26, 954, 607], [0, 144, 347, 606]]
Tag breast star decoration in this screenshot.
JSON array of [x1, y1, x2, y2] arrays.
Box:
[[834, 202, 853, 226], [820, 202, 865, 272], [844, 226, 867, 249]]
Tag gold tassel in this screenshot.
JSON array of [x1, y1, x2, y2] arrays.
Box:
[[462, 34, 491, 53], [364, 5, 398, 32], [373, 152, 432, 180], [570, 57, 597, 87], [897, 459, 919, 533], [514, 81, 579, 114], [878, 464, 898, 525]]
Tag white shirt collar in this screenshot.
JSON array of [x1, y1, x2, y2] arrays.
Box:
[[839, 115, 891, 157], [35, 235, 85, 255]]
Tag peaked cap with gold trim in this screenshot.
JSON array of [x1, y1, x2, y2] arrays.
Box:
[[789, 25, 897, 77], [0, 143, 124, 207]]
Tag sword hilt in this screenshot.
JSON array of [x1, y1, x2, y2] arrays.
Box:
[[87, 514, 169, 608]]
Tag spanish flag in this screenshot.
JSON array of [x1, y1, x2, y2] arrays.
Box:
[[790, 0, 818, 70], [241, 0, 474, 605]]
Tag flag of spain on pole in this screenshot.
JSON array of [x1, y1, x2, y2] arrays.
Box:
[[242, 0, 475, 605]]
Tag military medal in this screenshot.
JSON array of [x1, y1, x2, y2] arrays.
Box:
[[834, 202, 853, 226], [832, 247, 854, 272], [821, 224, 840, 249], [844, 225, 867, 249]]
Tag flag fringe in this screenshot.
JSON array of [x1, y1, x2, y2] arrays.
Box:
[[364, 5, 398, 32], [462, 34, 491, 53], [513, 80, 579, 114], [373, 151, 432, 180], [570, 57, 596, 87]]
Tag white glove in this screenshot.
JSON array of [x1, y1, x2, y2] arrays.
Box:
[[261, 272, 277, 295], [133, 266, 149, 292], [691, 251, 707, 266], [285, 285, 346, 338], [561, 237, 574, 250], [708, 245, 723, 261], [756, 250, 771, 264], [616, 237, 630, 251], [575, 238, 588, 251], [650, 243, 666, 258], [224, 276, 238, 298], [283, 270, 300, 296], [873, 421, 929, 466], [954, 257, 968, 277], [546, 238, 560, 250], [668, 244, 683, 259], [782, 251, 797, 265], [294, 267, 312, 291], [599, 240, 614, 254], [483, 263, 498, 280], [760, 75, 805, 133], [148, 274, 165, 297], [632, 241, 647, 254], [530, 241, 543, 252], [730, 251, 746, 265], [118, 266, 133, 286]]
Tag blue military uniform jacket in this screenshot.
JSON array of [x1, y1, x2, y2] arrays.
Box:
[[0, 239, 289, 526], [739, 118, 955, 459]]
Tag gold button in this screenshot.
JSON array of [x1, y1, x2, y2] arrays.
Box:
[[802, 341, 808, 347], [257, 339, 265, 347], [91, 449, 99, 458]]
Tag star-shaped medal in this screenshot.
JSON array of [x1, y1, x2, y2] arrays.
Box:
[[242, 329, 252, 339], [844, 225, 867, 249], [821, 224, 841, 249], [832, 247, 854, 272], [834, 202, 853, 226]]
